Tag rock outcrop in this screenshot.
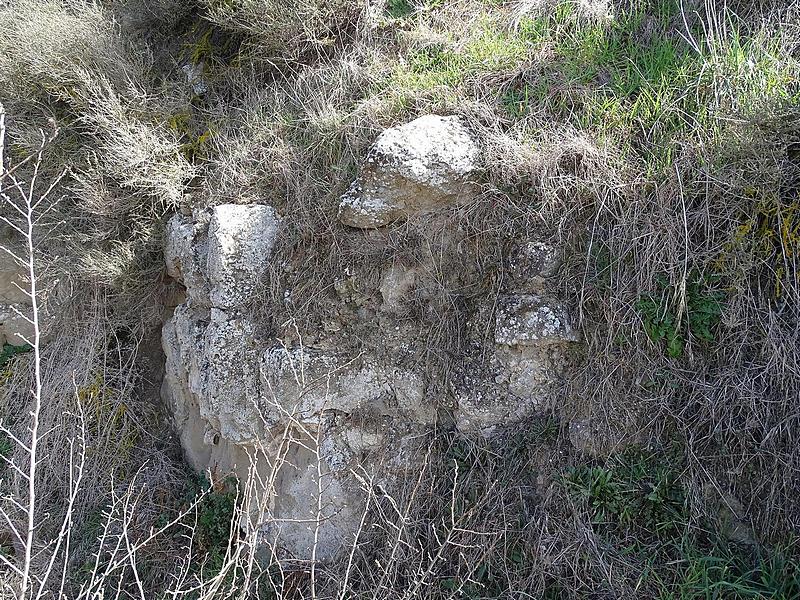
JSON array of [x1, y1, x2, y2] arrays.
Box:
[[162, 203, 433, 560], [452, 249, 577, 435], [338, 115, 480, 228], [162, 116, 580, 562]]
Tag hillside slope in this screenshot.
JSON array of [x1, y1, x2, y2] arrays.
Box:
[[0, 0, 798, 598]]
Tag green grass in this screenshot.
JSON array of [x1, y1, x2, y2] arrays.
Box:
[[564, 448, 800, 599], [660, 542, 800, 599], [483, 0, 797, 173], [394, 19, 530, 91], [387, 0, 415, 19], [564, 447, 687, 540]]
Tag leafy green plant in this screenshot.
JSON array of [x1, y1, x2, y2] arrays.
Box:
[[386, 0, 414, 18], [564, 447, 687, 540], [686, 280, 725, 344], [565, 464, 626, 523], [638, 292, 685, 358], [0, 343, 32, 369], [196, 483, 236, 551], [637, 274, 725, 357]]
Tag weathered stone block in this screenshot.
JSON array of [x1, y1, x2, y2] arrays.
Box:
[[339, 115, 480, 228]]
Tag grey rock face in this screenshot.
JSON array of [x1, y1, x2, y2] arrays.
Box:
[[452, 262, 578, 435], [207, 204, 279, 309], [507, 241, 560, 291], [162, 203, 432, 561], [0, 236, 54, 347], [338, 115, 480, 228]]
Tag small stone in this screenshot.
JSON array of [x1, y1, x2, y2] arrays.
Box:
[[507, 241, 560, 292], [379, 265, 417, 313], [569, 418, 602, 456], [0, 304, 34, 346], [495, 294, 579, 346]]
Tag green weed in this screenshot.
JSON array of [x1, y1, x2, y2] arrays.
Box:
[[0, 343, 32, 370], [196, 482, 236, 552], [178, 473, 238, 581], [387, 0, 414, 18], [564, 447, 687, 540], [565, 449, 800, 598], [637, 275, 725, 358]]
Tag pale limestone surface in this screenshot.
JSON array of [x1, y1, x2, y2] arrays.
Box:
[[207, 204, 279, 309], [162, 203, 431, 560], [379, 264, 417, 314], [338, 115, 480, 228], [453, 250, 578, 435]]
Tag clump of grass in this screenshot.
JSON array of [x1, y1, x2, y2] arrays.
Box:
[[386, 0, 415, 19], [564, 448, 687, 540], [0, 0, 194, 326], [664, 542, 800, 600], [200, 0, 361, 61], [561, 446, 800, 598], [0, 343, 31, 370]]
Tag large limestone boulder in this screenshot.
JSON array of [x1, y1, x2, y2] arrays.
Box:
[[338, 115, 480, 228], [162, 204, 280, 464], [453, 254, 579, 435], [207, 204, 279, 309]]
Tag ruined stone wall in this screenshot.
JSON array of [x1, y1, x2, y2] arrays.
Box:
[[161, 115, 580, 560]]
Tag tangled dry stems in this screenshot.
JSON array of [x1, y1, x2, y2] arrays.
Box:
[[0, 0, 799, 597]]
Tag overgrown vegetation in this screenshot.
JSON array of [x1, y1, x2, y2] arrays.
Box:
[[0, 344, 31, 370], [0, 0, 798, 597]]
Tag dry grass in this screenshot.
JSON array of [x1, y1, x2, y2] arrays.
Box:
[[0, 0, 799, 597]]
